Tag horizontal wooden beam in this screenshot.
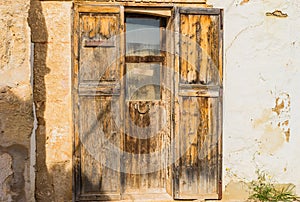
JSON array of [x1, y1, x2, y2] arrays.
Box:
[[77, 5, 121, 13], [178, 84, 221, 97], [79, 82, 120, 96], [179, 7, 222, 15], [125, 55, 164, 63], [125, 7, 172, 17]]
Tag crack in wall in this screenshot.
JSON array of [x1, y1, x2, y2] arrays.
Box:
[[225, 21, 264, 70]]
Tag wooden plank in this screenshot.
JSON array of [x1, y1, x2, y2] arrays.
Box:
[[179, 11, 220, 85], [79, 97, 120, 194], [78, 5, 120, 13], [125, 56, 165, 63], [79, 194, 120, 201], [123, 101, 168, 194], [78, 82, 120, 96], [79, 13, 120, 82], [205, 15, 220, 85], [73, 4, 81, 201], [218, 9, 224, 86], [125, 7, 172, 17], [179, 7, 221, 15], [84, 39, 116, 47], [164, 12, 174, 196], [188, 14, 198, 84], [179, 13, 189, 83], [173, 6, 181, 199], [178, 88, 219, 97], [124, 101, 140, 191]]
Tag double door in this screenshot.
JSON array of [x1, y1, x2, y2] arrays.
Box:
[[73, 4, 223, 201]]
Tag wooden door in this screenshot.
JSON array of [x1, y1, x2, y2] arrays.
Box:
[[73, 4, 124, 201], [173, 7, 223, 200], [73, 4, 223, 201], [122, 15, 172, 199]]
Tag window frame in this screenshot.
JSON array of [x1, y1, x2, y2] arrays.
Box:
[[124, 13, 167, 101]]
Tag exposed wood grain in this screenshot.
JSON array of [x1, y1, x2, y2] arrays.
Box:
[[179, 12, 220, 85], [179, 7, 221, 15], [125, 56, 164, 63], [74, 4, 223, 201], [80, 13, 120, 82], [74, 5, 124, 201], [79, 82, 120, 96], [73, 4, 81, 200], [125, 7, 172, 17], [123, 101, 169, 195], [78, 5, 120, 13], [174, 7, 223, 200], [79, 97, 121, 194], [84, 39, 116, 47]]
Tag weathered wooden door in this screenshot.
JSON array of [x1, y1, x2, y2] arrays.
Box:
[[73, 4, 223, 201], [73, 4, 125, 201], [173, 7, 223, 200], [122, 15, 172, 199]]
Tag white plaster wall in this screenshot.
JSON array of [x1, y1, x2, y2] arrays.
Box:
[[208, 0, 300, 196]]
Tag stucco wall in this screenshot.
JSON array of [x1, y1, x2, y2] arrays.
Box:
[[208, 0, 300, 200]]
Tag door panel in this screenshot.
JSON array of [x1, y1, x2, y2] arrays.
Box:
[[74, 5, 124, 201], [173, 7, 223, 200], [79, 97, 120, 193], [122, 14, 172, 199], [123, 101, 169, 195], [79, 11, 121, 82]]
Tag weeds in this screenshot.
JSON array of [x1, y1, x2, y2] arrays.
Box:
[[248, 170, 300, 202]]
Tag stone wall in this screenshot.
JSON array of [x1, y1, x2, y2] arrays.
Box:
[[28, 1, 73, 201], [0, 0, 33, 201]]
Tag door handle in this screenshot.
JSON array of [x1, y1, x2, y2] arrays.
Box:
[[134, 103, 150, 114]]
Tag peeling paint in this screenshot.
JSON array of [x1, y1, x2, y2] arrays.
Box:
[[253, 92, 291, 150], [240, 0, 249, 5], [272, 97, 285, 115], [273, 93, 291, 142], [284, 128, 290, 142], [260, 125, 285, 154], [266, 10, 288, 18]]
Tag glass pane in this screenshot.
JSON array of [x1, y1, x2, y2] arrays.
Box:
[[126, 17, 161, 56], [126, 63, 161, 100]]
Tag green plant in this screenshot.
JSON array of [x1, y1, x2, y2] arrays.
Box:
[[248, 170, 300, 202]]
